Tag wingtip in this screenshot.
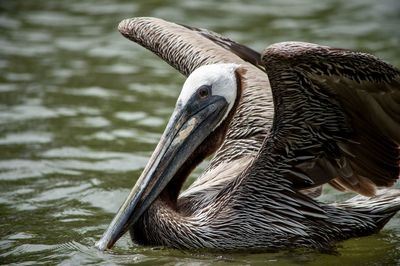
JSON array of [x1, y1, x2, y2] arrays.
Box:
[[118, 18, 134, 36], [118, 17, 166, 36]]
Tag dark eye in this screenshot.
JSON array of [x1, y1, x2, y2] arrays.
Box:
[[198, 85, 210, 98]]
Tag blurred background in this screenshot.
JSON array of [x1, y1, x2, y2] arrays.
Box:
[[0, 0, 399, 264]]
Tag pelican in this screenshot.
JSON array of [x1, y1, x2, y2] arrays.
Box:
[[96, 17, 400, 251]]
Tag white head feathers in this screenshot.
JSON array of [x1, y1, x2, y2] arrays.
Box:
[[177, 63, 240, 117]]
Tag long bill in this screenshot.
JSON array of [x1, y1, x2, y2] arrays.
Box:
[[95, 95, 229, 250]]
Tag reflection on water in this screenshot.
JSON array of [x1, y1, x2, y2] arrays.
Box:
[[0, 0, 399, 264]]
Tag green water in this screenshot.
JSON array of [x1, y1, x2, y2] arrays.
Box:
[[1, 0, 399, 265]]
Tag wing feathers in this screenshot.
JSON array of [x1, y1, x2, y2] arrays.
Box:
[[260, 41, 400, 196], [118, 17, 263, 77]]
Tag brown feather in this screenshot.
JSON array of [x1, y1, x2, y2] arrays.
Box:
[[261, 41, 400, 196]]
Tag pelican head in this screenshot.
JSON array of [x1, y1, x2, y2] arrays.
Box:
[[96, 63, 243, 250]]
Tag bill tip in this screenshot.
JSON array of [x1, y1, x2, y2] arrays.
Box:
[[94, 239, 108, 251]]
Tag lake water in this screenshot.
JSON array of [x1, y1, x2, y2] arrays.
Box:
[[1, 0, 399, 265]]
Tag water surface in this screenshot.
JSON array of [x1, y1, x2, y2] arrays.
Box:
[[1, 0, 399, 265]]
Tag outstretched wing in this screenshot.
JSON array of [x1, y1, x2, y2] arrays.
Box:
[[118, 17, 262, 76], [258, 42, 400, 196]]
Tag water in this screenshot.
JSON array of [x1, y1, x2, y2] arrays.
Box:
[[1, 0, 399, 264]]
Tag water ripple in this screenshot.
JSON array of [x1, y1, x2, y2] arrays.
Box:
[[26, 11, 91, 27], [0, 132, 53, 145], [0, 151, 147, 180], [42, 147, 135, 160], [115, 111, 146, 121], [67, 86, 117, 98], [0, 15, 21, 29]]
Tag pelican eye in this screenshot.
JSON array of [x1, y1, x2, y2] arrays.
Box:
[[198, 85, 211, 99]]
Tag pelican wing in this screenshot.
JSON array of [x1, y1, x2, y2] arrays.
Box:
[[118, 17, 262, 76], [178, 24, 264, 71], [259, 42, 400, 196]]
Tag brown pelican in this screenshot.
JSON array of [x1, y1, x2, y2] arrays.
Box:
[[96, 17, 400, 251]]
